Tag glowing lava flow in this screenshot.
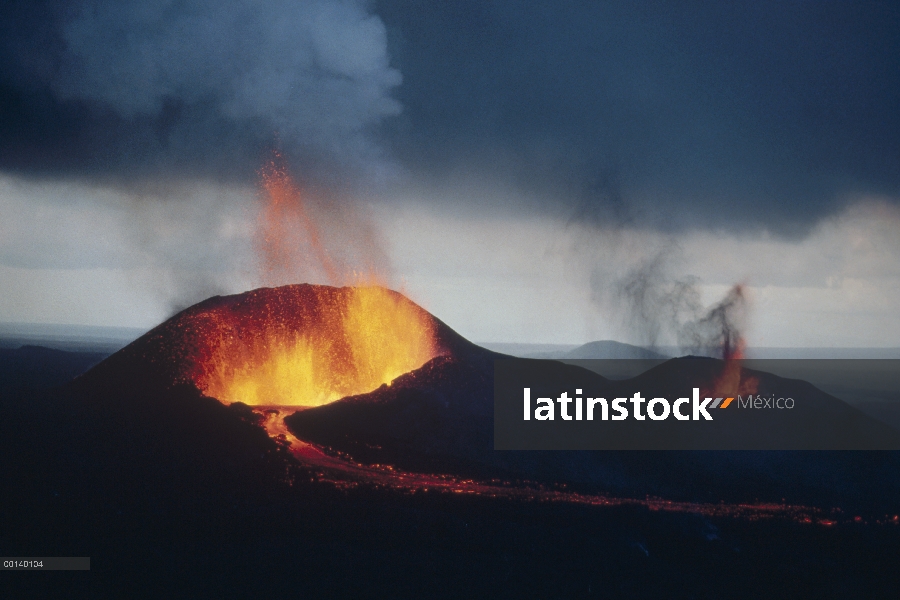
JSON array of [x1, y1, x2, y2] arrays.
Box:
[[254, 408, 848, 527]]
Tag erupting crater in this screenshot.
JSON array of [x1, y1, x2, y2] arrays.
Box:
[[194, 285, 440, 406], [96, 284, 445, 407]]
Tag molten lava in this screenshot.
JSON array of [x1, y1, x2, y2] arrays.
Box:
[[694, 284, 758, 397], [168, 151, 440, 406], [706, 338, 759, 398], [160, 285, 442, 406]]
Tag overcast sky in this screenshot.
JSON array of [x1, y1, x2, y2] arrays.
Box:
[[1, 1, 898, 347]]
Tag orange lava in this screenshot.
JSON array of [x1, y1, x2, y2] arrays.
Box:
[[121, 285, 441, 407], [702, 371, 758, 400], [256, 408, 851, 526], [255, 150, 391, 287], [187, 153, 436, 406], [184, 285, 440, 406], [257, 153, 340, 285], [705, 339, 759, 398]]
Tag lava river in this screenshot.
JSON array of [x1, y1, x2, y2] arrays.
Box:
[[254, 405, 860, 527]]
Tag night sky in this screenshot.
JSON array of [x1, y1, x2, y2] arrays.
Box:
[[1, 1, 898, 346]]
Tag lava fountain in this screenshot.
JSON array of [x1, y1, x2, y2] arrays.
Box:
[[72, 153, 450, 480], [182, 284, 441, 406], [80, 154, 445, 406], [696, 284, 758, 397], [176, 150, 441, 407]]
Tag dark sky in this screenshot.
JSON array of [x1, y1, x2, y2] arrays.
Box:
[[1, 0, 898, 234]]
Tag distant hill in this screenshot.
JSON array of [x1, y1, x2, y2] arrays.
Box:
[[0, 345, 108, 392], [528, 340, 669, 359], [477, 342, 579, 356], [0, 322, 146, 353], [656, 346, 900, 359]]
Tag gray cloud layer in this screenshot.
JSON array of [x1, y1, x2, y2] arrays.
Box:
[[1, 1, 898, 234], [376, 0, 900, 234]]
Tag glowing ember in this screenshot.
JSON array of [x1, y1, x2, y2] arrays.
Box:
[[256, 152, 341, 285], [157, 284, 441, 406], [255, 150, 391, 287]]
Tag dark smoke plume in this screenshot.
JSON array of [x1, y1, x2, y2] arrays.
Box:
[[678, 284, 749, 359], [609, 245, 749, 357]]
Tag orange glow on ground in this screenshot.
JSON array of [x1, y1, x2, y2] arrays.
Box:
[[256, 408, 865, 528]]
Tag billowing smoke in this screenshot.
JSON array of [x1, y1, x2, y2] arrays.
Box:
[[573, 168, 698, 348], [0, 0, 406, 315], [112, 182, 258, 316], [49, 0, 402, 182], [678, 284, 748, 359], [575, 174, 750, 357]]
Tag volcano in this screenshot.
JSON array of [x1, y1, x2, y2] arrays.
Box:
[[73, 284, 474, 402], [69, 284, 900, 514], [9, 284, 900, 596]]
